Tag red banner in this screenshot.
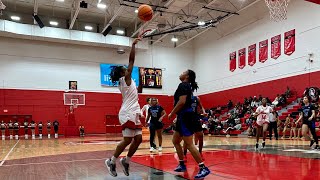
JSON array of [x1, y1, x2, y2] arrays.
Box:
[[284, 29, 295, 56], [248, 44, 256, 66], [238, 48, 246, 69], [259, 39, 268, 63], [229, 51, 236, 72], [271, 34, 281, 59]]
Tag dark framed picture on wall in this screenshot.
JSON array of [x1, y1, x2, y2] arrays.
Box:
[[69, 81, 78, 90], [140, 67, 162, 89]]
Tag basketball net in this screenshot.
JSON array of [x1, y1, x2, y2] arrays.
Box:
[[265, 0, 290, 22]]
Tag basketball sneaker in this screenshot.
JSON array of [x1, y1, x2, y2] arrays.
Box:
[[255, 143, 259, 150], [262, 141, 266, 149], [314, 145, 319, 150], [174, 164, 187, 172], [310, 140, 315, 147], [158, 147, 162, 152], [105, 159, 117, 177], [120, 157, 129, 176], [150, 147, 157, 152], [194, 167, 211, 179]]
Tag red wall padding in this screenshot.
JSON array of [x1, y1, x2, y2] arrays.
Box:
[[305, 0, 320, 5], [199, 71, 320, 108], [0, 89, 174, 134]]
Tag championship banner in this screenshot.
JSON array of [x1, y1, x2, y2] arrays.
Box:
[[271, 34, 281, 59], [248, 44, 256, 66], [229, 51, 236, 72], [140, 67, 162, 88], [259, 39, 268, 63], [238, 48, 246, 69], [284, 29, 296, 56]]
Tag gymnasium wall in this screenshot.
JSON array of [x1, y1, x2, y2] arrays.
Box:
[[0, 36, 192, 134], [194, 0, 320, 107]]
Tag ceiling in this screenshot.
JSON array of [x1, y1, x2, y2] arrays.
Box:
[[0, 0, 271, 47]]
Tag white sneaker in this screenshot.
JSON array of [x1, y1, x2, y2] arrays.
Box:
[[150, 147, 157, 152], [158, 147, 162, 152]]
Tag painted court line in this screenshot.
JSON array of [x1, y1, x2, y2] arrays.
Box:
[[0, 140, 20, 166], [2, 157, 107, 167]]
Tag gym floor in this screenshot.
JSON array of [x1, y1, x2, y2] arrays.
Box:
[[0, 135, 319, 180]]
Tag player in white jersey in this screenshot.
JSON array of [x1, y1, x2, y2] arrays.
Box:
[[106, 38, 142, 177], [255, 98, 273, 149]]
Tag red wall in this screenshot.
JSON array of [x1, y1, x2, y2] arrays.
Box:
[[0, 89, 173, 134], [199, 71, 320, 108]]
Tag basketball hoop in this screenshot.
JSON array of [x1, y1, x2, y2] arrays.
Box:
[[265, 0, 290, 22]]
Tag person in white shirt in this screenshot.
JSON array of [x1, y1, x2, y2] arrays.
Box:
[[255, 98, 273, 149], [105, 38, 142, 177], [140, 98, 151, 124]]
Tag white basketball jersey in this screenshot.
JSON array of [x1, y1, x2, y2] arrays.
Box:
[[118, 77, 141, 120], [256, 105, 273, 122]]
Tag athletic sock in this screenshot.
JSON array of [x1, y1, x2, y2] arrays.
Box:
[[125, 156, 131, 163], [198, 162, 205, 169], [111, 156, 117, 164], [183, 149, 187, 156], [179, 160, 185, 166]]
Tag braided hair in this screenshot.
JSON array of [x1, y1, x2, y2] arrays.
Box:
[[110, 66, 124, 84], [187, 69, 199, 92]]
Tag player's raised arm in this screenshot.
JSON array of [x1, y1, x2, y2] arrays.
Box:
[[125, 38, 141, 86]]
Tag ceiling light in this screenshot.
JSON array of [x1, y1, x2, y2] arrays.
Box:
[[56, 0, 65, 2], [97, 3, 107, 9], [49, 21, 58, 26], [85, 25, 93, 30], [11, 16, 20, 21], [116, 29, 125, 35], [135, 9, 138, 13], [198, 21, 205, 26], [171, 37, 178, 42]]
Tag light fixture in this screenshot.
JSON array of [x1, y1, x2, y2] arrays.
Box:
[[171, 36, 178, 42], [85, 25, 93, 30], [135, 9, 138, 13], [198, 21, 205, 26], [49, 21, 59, 26], [11, 16, 20, 21], [116, 29, 125, 35], [56, 0, 65, 2], [97, 3, 107, 9]]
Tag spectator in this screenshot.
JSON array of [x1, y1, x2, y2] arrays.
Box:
[[79, 125, 85, 137], [227, 100, 233, 110], [244, 98, 250, 106], [285, 86, 291, 98], [281, 115, 291, 139], [258, 95, 263, 102], [272, 95, 280, 106], [269, 111, 279, 140]]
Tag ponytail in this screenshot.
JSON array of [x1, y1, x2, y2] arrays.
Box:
[[188, 69, 199, 92]]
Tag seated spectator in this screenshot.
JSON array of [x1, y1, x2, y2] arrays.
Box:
[[285, 86, 291, 98], [258, 95, 263, 102], [281, 115, 291, 139], [272, 94, 280, 106], [79, 125, 85, 137], [227, 100, 233, 110], [246, 113, 256, 137], [278, 94, 287, 107], [266, 97, 272, 105], [244, 97, 250, 106]]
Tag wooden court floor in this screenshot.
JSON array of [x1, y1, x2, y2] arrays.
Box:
[[0, 134, 319, 180]]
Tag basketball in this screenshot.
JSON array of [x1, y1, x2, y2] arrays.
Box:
[[138, 4, 153, 21]]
